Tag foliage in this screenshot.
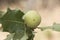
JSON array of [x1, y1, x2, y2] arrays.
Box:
[[0, 8, 34, 40]]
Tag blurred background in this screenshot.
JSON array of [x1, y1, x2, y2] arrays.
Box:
[[0, 0, 60, 40], [0, 0, 60, 11]]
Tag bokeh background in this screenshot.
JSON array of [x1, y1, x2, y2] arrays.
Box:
[[0, 0, 60, 40]]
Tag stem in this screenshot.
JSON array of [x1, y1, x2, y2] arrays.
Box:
[[37, 26, 53, 31]]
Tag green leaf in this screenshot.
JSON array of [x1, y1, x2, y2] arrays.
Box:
[[2, 20, 25, 32], [0, 8, 27, 40], [26, 27, 34, 40], [0, 11, 4, 18], [5, 33, 15, 40], [15, 9, 24, 22], [5, 32, 28, 40], [2, 20, 26, 39], [21, 33, 28, 40], [0, 8, 25, 32], [1, 8, 24, 22], [0, 8, 34, 40], [52, 23, 60, 31]]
